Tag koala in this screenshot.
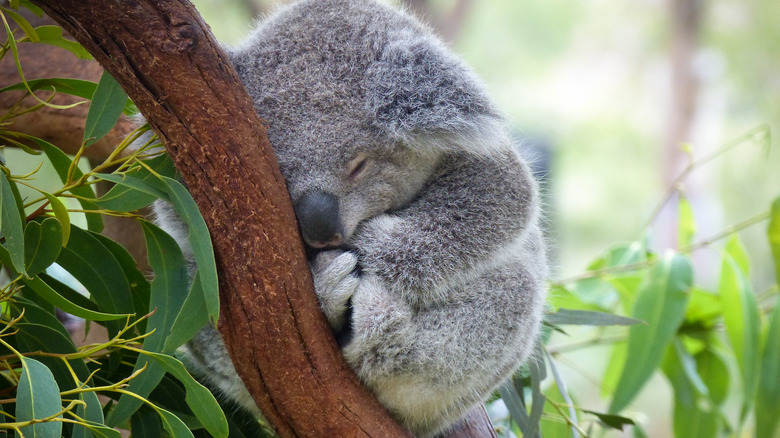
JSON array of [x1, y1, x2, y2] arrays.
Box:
[[153, 0, 548, 436]]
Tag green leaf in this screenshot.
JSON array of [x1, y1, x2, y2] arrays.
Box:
[[109, 220, 190, 425], [74, 420, 122, 438], [1, 171, 26, 274], [154, 177, 219, 321], [74, 391, 107, 438], [696, 349, 729, 407], [136, 350, 228, 438], [545, 308, 643, 327], [539, 383, 569, 438], [19, 273, 129, 321], [570, 242, 649, 309], [23, 218, 62, 276], [156, 404, 195, 438], [90, 232, 151, 329], [29, 25, 92, 59], [601, 341, 627, 398], [526, 349, 546, 438], [756, 303, 780, 438], [15, 357, 63, 438], [499, 379, 535, 438], [725, 233, 750, 276], [140, 220, 190, 353], [35, 139, 103, 232], [84, 72, 128, 146], [163, 272, 209, 353], [769, 197, 780, 285], [40, 192, 70, 245], [94, 172, 167, 211], [678, 193, 696, 247], [719, 239, 760, 420], [1, 6, 38, 41], [544, 349, 578, 436], [55, 226, 135, 337], [661, 342, 721, 438], [685, 288, 721, 326], [609, 252, 692, 413], [18, 1, 43, 17], [581, 410, 635, 430], [131, 406, 163, 438], [672, 394, 720, 438]]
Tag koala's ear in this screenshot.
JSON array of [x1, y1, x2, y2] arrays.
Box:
[[365, 38, 509, 156]]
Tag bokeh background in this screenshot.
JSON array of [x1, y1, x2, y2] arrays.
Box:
[[190, 3, 780, 434]]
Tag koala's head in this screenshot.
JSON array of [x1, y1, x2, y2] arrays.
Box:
[[229, 0, 508, 249]]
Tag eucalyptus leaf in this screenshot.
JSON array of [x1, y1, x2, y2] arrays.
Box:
[[15, 357, 63, 438], [581, 410, 635, 430], [40, 192, 70, 245], [545, 308, 643, 327], [499, 379, 532, 436], [756, 303, 780, 438], [109, 220, 190, 425], [74, 391, 107, 438], [1, 171, 26, 274], [136, 350, 228, 438], [55, 226, 135, 337], [609, 252, 692, 413], [163, 272, 209, 353], [131, 406, 163, 438], [677, 193, 696, 248], [768, 197, 780, 285], [156, 176, 219, 321], [2, 5, 38, 41], [20, 273, 129, 322], [30, 25, 92, 59], [84, 72, 128, 146], [719, 243, 760, 420], [156, 404, 195, 438], [23, 217, 62, 276]]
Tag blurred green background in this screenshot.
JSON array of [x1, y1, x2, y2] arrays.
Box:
[[190, 1, 779, 436]]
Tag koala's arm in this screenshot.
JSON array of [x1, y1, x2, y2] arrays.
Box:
[[351, 149, 539, 303]]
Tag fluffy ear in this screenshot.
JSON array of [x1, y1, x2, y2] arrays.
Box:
[[365, 37, 510, 157]]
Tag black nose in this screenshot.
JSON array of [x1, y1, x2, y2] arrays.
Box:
[[294, 190, 345, 248]]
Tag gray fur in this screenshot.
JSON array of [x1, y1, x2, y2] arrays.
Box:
[[154, 0, 547, 436]]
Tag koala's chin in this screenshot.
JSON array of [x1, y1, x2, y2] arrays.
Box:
[[154, 0, 548, 436]]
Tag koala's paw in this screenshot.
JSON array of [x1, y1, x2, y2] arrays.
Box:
[[312, 250, 360, 331]]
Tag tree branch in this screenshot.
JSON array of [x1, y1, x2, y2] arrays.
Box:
[[29, 1, 408, 436]]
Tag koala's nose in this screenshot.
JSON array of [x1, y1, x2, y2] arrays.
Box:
[[293, 190, 345, 248]]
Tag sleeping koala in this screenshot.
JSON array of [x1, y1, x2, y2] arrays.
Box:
[[154, 0, 547, 436]]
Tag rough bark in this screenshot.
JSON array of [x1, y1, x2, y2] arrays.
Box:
[[26, 1, 497, 437]]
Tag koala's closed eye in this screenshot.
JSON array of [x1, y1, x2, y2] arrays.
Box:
[[347, 153, 371, 181]]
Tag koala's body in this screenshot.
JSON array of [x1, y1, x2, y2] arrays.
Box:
[[153, 0, 547, 436]]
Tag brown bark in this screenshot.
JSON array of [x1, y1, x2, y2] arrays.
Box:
[[26, 1, 497, 436]]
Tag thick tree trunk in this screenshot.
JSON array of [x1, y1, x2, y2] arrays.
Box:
[[27, 1, 497, 437]]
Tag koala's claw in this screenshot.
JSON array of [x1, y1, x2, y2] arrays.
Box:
[[312, 251, 360, 331]]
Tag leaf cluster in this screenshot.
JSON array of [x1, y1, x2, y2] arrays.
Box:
[[494, 128, 780, 437], [0, 5, 273, 437]]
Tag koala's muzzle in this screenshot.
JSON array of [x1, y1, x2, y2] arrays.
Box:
[[294, 190, 345, 249]]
